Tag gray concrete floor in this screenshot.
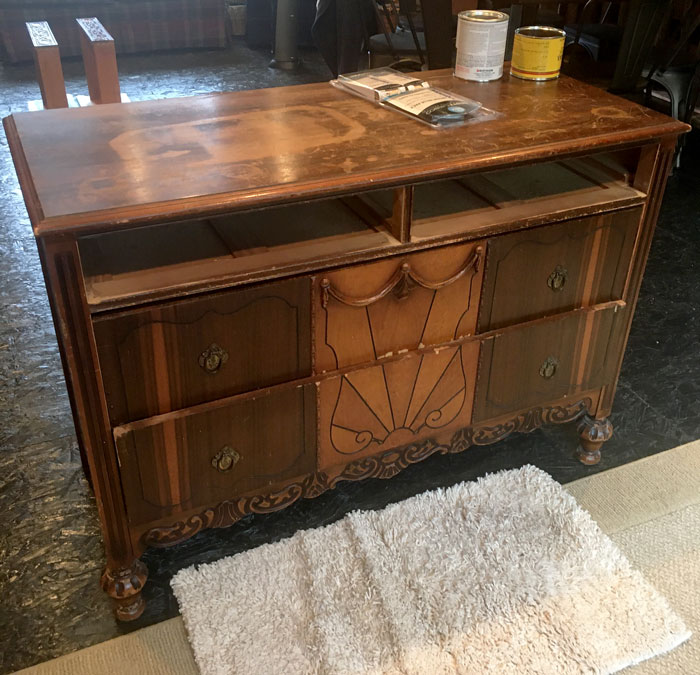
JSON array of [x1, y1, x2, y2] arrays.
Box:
[[0, 42, 698, 674]]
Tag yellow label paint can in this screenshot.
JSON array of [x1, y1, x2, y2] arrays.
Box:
[[510, 26, 566, 81]]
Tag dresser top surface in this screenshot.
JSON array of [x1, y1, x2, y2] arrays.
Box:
[[4, 69, 687, 237]]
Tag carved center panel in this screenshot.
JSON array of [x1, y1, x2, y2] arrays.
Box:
[[318, 342, 480, 469], [316, 242, 484, 373]]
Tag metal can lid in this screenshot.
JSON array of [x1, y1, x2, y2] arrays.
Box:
[[514, 25, 567, 39], [458, 9, 508, 23]]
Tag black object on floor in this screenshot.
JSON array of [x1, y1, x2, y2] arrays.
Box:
[[0, 43, 698, 675]]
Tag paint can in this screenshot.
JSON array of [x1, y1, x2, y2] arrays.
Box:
[[454, 10, 509, 82], [510, 26, 566, 81]]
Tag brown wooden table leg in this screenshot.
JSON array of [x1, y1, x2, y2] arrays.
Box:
[[26, 22, 68, 110], [76, 17, 121, 105]]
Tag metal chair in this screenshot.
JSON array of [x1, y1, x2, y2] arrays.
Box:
[[564, 1, 627, 64], [644, 4, 700, 166], [559, 0, 671, 94]]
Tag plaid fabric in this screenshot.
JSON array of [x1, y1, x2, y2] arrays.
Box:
[[0, 0, 228, 62]]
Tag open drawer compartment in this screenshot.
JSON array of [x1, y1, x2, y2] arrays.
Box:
[[79, 192, 400, 311], [410, 151, 646, 243]]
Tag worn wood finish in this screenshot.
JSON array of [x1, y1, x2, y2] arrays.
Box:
[[78, 178, 645, 314], [315, 242, 484, 372], [410, 156, 645, 241], [115, 384, 316, 525], [477, 207, 641, 331], [3, 71, 687, 619], [26, 22, 68, 110], [79, 201, 398, 311], [94, 277, 311, 424], [72, 152, 646, 314], [4, 71, 686, 237], [76, 18, 121, 105]]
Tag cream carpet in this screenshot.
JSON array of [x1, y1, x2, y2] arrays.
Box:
[[14, 440, 700, 675], [171, 465, 690, 675]]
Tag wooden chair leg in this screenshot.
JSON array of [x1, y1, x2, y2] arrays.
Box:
[[76, 17, 121, 104], [26, 21, 68, 109]]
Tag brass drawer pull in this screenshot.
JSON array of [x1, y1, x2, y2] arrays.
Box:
[[547, 265, 568, 292], [539, 356, 559, 379], [199, 343, 229, 374], [211, 446, 240, 472]]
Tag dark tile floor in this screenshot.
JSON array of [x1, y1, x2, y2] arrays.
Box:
[[0, 42, 698, 675]]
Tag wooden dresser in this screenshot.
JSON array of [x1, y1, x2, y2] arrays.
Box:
[[3, 70, 688, 620]]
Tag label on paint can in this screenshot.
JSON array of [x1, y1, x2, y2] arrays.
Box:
[[510, 26, 566, 80], [455, 10, 509, 82]]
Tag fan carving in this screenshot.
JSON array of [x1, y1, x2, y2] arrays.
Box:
[[329, 347, 467, 454]]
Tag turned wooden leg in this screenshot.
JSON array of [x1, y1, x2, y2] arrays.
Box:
[[101, 559, 148, 621], [576, 414, 613, 465]]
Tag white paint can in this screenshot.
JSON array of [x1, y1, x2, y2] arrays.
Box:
[[454, 10, 509, 82]]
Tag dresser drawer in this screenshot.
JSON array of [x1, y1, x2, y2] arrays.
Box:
[[318, 341, 479, 469], [478, 208, 640, 331], [315, 242, 484, 373], [473, 307, 620, 422], [95, 277, 311, 423], [115, 384, 316, 526]]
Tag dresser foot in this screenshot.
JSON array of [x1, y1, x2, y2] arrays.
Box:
[[101, 558, 148, 621], [576, 414, 613, 465]]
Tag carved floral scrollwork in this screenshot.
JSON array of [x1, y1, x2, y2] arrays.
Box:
[[143, 397, 592, 548], [26, 22, 58, 48], [76, 17, 113, 42], [144, 473, 332, 547], [451, 398, 592, 450], [333, 441, 447, 483]]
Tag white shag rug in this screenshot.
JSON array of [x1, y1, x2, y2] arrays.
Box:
[[171, 466, 690, 675]]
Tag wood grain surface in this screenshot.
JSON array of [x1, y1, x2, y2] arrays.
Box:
[[474, 304, 621, 422], [477, 207, 641, 331], [315, 241, 484, 373], [94, 277, 311, 424], [3, 70, 688, 236], [116, 384, 316, 525]]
